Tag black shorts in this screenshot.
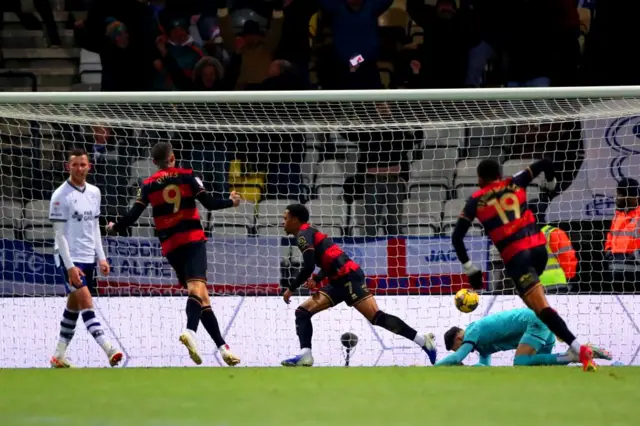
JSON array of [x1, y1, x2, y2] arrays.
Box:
[[318, 268, 371, 307], [505, 245, 548, 295], [165, 241, 208, 288]]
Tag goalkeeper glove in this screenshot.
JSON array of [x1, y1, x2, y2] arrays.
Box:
[[541, 177, 557, 192], [463, 261, 483, 290]]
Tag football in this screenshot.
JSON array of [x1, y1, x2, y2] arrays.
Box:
[[454, 289, 479, 313]]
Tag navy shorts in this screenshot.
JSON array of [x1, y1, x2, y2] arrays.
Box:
[[505, 246, 548, 295], [165, 241, 208, 287], [60, 262, 96, 294], [319, 269, 371, 307]]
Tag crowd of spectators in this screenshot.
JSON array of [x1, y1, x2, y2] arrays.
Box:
[[2, 0, 639, 231]]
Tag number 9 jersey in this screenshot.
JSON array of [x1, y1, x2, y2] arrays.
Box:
[[137, 167, 207, 256], [460, 172, 546, 264]]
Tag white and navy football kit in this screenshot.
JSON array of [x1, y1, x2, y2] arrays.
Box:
[[49, 181, 104, 293]]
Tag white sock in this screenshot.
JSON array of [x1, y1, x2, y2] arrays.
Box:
[[558, 353, 575, 363], [218, 344, 230, 352], [570, 340, 582, 354], [54, 341, 69, 359], [413, 334, 426, 347], [301, 348, 311, 356]]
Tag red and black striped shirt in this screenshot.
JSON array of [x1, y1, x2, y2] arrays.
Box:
[[137, 167, 206, 255], [461, 175, 546, 264], [296, 224, 360, 279]]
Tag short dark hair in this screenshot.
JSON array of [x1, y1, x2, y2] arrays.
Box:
[[286, 203, 310, 223], [151, 142, 173, 168], [477, 159, 501, 182], [444, 326, 462, 351], [68, 148, 89, 161]]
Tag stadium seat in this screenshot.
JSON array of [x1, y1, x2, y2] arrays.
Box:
[[0, 198, 22, 228], [455, 184, 477, 200], [130, 159, 156, 182], [210, 224, 249, 237], [443, 199, 466, 219], [408, 184, 449, 203], [422, 128, 463, 148], [314, 160, 346, 185], [455, 158, 484, 181], [0, 228, 15, 240], [257, 199, 292, 225], [410, 148, 457, 185], [404, 200, 443, 224], [24, 200, 50, 222], [406, 224, 438, 237], [316, 184, 343, 199], [210, 202, 255, 227], [79, 49, 102, 85], [256, 225, 286, 237], [306, 199, 346, 226], [441, 221, 484, 237]]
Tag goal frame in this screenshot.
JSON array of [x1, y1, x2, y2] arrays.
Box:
[[0, 86, 639, 104]]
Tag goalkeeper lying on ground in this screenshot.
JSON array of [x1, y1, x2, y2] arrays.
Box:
[[436, 308, 612, 366]]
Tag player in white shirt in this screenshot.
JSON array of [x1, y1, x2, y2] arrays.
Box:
[[49, 149, 123, 368]]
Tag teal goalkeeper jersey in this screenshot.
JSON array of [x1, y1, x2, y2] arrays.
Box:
[[436, 308, 548, 366]]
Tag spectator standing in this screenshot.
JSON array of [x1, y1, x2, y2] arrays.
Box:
[[257, 60, 308, 201], [465, 0, 579, 87], [154, 18, 205, 90], [217, 1, 284, 90], [80, 0, 158, 91], [346, 104, 422, 237], [318, 0, 392, 90], [539, 225, 578, 294], [405, 0, 468, 89], [604, 179, 640, 293]]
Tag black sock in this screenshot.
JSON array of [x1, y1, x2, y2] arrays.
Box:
[[537, 307, 576, 346], [295, 307, 313, 349], [186, 295, 202, 332], [372, 311, 417, 341], [201, 306, 226, 347]]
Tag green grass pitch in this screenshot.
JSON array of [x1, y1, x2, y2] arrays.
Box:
[[1, 367, 639, 426]]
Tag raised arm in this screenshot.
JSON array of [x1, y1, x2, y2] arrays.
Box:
[[373, 0, 394, 16], [265, 9, 285, 53], [451, 197, 483, 290], [512, 158, 556, 190], [190, 175, 236, 211], [435, 342, 474, 366], [217, 8, 237, 53]]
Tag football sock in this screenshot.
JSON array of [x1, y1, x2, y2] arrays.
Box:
[[55, 308, 79, 357], [514, 353, 573, 366], [295, 307, 313, 350], [537, 307, 579, 349], [186, 295, 202, 333], [413, 334, 426, 347], [81, 309, 112, 353], [372, 311, 418, 341], [200, 305, 226, 348]]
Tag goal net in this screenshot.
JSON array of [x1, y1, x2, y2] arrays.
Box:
[[0, 88, 639, 368]]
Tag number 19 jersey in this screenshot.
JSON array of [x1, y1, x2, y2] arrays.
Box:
[[460, 174, 546, 264], [137, 167, 207, 256]]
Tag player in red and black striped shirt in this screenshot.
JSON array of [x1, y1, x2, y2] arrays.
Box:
[[107, 142, 241, 366], [451, 159, 595, 371], [280, 204, 436, 367]]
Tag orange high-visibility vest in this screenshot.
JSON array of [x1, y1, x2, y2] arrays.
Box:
[[605, 206, 640, 254]]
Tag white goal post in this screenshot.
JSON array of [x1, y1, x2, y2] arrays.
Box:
[[0, 86, 639, 368]]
